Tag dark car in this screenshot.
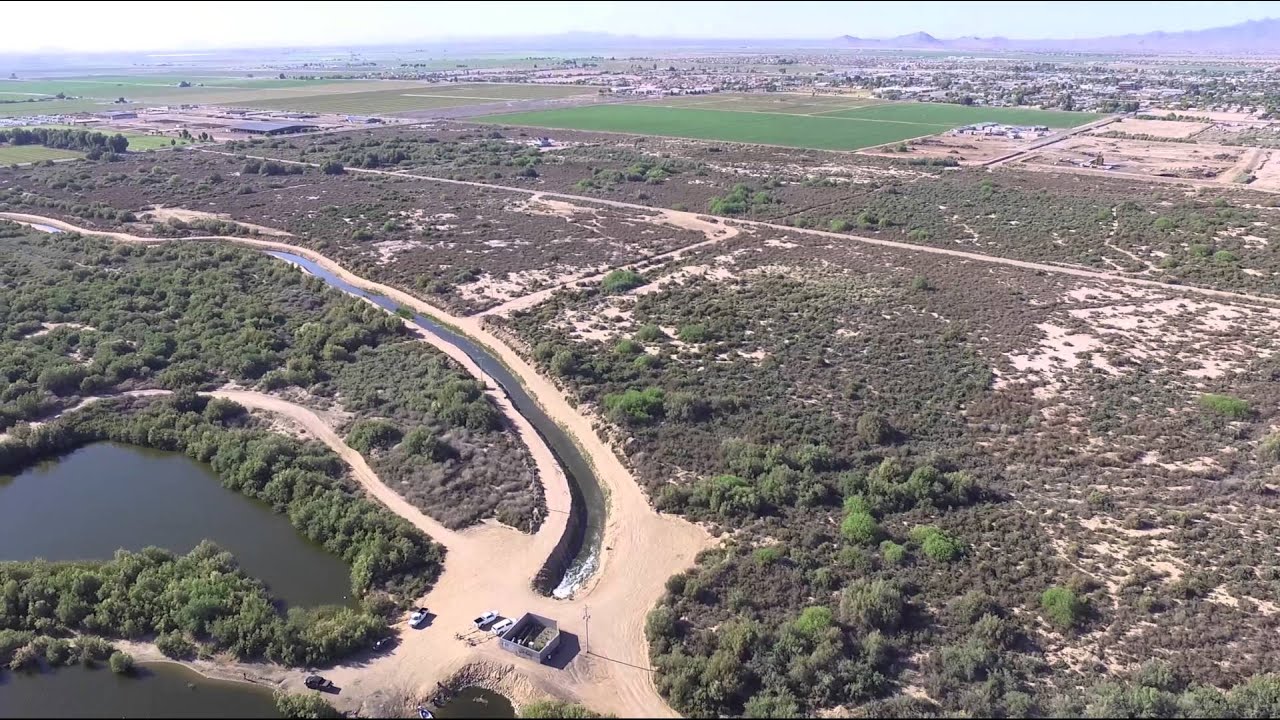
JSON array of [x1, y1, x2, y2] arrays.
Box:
[[304, 675, 333, 690]]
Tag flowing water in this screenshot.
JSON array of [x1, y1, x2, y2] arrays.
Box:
[[266, 251, 605, 597]]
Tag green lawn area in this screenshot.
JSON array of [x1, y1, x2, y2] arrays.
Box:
[[823, 103, 1102, 129], [477, 100, 1104, 150], [0, 145, 82, 164], [477, 104, 956, 151]]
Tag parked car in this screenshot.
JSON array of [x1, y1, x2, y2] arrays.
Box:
[[304, 675, 333, 690], [490, 618, 515, 636], [373, 636, 397, 652], [409, 608, 429, 628], [472, 611, 498, 629]]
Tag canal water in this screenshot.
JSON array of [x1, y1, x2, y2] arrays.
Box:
[[0, 663, 279, 718], [267, 251, 606, 598], [0, 442, 352, 608]]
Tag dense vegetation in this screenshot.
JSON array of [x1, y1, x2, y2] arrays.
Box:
[[0, 394, 437, 664], [0, 223, 543, 530], [0, 127, 129, 158], [505, 222, 1280, 716]]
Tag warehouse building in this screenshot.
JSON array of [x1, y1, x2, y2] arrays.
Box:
[[227, 120, 318, 136]]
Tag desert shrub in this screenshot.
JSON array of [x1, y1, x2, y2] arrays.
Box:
[[601, 269, 646, 293], [1198, 393, 1251, 419], [156, 631, 197, 659], [840, 579, 904, 631], [841, 510, 880, 545], [635, 324, 665, 342], [603, 387, 665, 425], [677, 324, 709, 343], [275, 691, 343, 719], [1041, 586, 1086, 630], [346, 418, 403, 453], [910, 525, 964, 562], [521, 700, 608, 718]]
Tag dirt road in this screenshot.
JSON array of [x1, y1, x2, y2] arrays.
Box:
[[4, 213, 710, 718]]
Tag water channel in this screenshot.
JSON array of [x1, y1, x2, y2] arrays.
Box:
[[267, 251, 606, 597]]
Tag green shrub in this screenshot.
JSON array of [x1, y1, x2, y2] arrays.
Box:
[[615, 338, 643, 355], [841, 510, 880, 545], [880, 540, 907, 565], [108, 651, 135, 675], [792, 606, 835, 638], [1213, 250, 1239, 264], [1198, 393, 1251, 419], [840, 579, 904, 631], [1041, 586, 1086, 630], [634, 324, 665, 342], [275, 691, 342, 719], [677, 324, 709, 343], [156, 631, 196, 660], [346, 418, 402, 453], [1259, 434, 1280, 463], [603, 387, 666, 425], [910, 525, 964, 562], [601, 269, 646, 293], [521, 700, 608, 718], [830, 218, 851, 232]]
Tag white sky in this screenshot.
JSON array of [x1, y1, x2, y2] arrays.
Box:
[[6, 1, 1280, 53]]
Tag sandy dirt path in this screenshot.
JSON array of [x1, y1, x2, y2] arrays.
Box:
[[3, 213, 710, 718]]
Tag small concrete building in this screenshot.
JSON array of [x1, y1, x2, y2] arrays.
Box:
[[498, 613, 561, 664]]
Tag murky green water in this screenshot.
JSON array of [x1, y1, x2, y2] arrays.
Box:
[[435, 687, 516, 719], [0, 442, 352, 607], [0, 663, 279, 718]]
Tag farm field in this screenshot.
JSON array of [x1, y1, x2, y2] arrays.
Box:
[[0, 99, 138, 117], [0, 145, 81, 163], [227, 83, 593, 115], [478, 103, 955, 150], [478, 99, 1104, 150], [651, 92, 886, 114]]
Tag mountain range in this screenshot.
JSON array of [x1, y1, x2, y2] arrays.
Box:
[[834, 18, 1280, 54]]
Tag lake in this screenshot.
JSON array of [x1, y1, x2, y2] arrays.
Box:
[[0, 663, 279, 718], [435, 687, 516, 719], [0, 442, 352, 608]]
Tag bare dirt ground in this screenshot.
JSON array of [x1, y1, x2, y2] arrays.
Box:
[[1021, 135, 1246, 181], [1250, 149, 1280, 192], [5, 213, 711, 718], [1091, 117, 1213, 139], [859, 132, 1035, 165], [140, 206, 295, 236]]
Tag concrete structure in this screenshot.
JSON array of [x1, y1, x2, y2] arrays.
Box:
[[498, 612, 561, 664], [227, 121, 318, 136], [98, 111, 137, 121]]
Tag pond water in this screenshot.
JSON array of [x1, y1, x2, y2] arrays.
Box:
[[0, 442, 352, 608], [268, 251, 606, 598], [434, 687, 516, 719], [0, 663, 279, 718]]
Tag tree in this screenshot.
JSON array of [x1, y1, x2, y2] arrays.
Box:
[[320, 160, 345, 175]]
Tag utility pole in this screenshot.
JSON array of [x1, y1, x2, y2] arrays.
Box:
[[582, 605, 591, 654]]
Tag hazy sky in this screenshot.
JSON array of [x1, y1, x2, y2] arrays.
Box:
[[8, 1, 1280, 53]]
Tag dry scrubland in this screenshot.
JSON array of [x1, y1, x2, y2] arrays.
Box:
[[5, 119, 1280, 715]]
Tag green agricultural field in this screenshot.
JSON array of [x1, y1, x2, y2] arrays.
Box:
[[822, 102, 1103, 129], [478, 104, 955, 151], [0, 145, 82, 164], [654, 93, 886, 115], [478, 99, 1104, 150], [0, 99, 136, 118], [231, 83, 591, 116]]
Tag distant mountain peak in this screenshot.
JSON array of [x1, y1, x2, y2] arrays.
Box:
[[832, 17, 1280, 54]]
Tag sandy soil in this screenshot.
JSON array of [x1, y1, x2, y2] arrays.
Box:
[[4, 213, 711, 718], [1093, 117, 1212, 139], [860, 133, 1034, 165], [141, 206, 294, 237], [1023, 135, 1244, 181]]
